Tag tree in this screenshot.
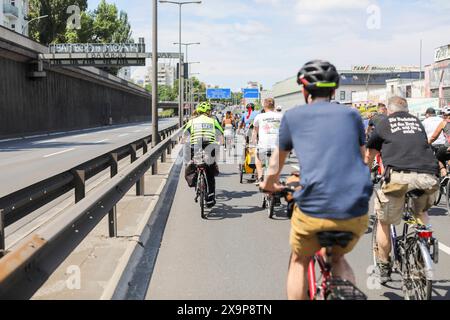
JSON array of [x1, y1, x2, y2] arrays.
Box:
[[29, 0, 88, 44], [29, 0, 133, 46]]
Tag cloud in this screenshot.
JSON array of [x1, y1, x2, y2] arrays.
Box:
[[92, 0, 450, 91]]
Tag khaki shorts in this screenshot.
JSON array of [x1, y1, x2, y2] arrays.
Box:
[[290, 206, 369, 257], [374, 171, 439, 225]]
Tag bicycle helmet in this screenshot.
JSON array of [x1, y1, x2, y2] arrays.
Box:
[[196, 101, 212, 114], [297, 60, 340, 92], [443, 107, 450, 116]]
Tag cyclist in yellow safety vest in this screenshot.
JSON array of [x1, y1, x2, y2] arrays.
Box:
[[183, 101, 224, 207]]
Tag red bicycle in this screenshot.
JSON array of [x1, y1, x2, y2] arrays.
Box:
[[307, 232, 367, 300]]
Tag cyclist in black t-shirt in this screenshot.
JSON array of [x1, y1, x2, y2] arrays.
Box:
[[365, 96, 439, 284]]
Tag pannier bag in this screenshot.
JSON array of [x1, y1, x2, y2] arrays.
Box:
[[185, 161, 198, 187]]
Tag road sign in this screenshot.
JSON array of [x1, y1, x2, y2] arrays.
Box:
[[206, 88, 232, 99], [243, 88, 259, 99]]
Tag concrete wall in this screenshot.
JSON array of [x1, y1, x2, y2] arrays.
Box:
[[0, 26, 152, 139]]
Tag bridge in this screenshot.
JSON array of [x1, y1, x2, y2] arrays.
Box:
[[1, 126, 450, 300]]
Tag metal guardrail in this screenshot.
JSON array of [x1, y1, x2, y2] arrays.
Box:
[[0, 124, 180, 257], [0, 126, 183, 293]]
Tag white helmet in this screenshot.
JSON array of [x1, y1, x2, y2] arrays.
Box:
[[276, 105, 283, 112], [443, 107, 450, 116]]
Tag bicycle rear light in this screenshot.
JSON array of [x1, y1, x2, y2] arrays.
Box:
[[418, 230, 433, 239]]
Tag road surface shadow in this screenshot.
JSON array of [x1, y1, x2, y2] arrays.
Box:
[[215, 190, 258, 201], [207, 203, 263, 220], [429, 207, 448, 216]]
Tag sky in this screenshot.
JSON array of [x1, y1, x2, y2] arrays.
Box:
[[87, 0, 450, 91]]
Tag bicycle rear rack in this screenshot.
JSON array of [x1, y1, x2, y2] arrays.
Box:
[[325, 278, 367, 300]]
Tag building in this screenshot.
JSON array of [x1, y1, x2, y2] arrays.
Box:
[[272, 65, 423, 111], [117, 67, 131, 82], [144, 63, 176, 88], [425, 44, 450, 107], [1, 0, 29, 36]]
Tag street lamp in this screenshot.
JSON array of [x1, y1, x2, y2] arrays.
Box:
[[185, 62, 200, 112], [159, 0, 202, 126], [22, 15, 49, 35]]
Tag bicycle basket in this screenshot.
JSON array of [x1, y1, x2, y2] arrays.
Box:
[[325, 278, 367, 300]]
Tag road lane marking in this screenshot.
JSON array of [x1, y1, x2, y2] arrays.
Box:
[[133, 130, 142, 133], [95, 139, 109, 143], [118, 134, 129, 137], [439, 242, 450, 255], [43, 148, 75, 158]]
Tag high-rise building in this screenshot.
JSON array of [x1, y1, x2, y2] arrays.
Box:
[[1, 0, 29, 36], [117, 67, 131, 82], [144, 63, 176, 88]]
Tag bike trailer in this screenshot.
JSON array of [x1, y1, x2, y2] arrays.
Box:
[[244, 147, 257, 174]]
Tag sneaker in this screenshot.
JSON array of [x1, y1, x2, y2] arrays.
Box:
[[206, 199, 216, 208], [376, 262, 392, 284]]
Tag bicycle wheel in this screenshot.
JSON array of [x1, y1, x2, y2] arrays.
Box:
[[262, 194, 267, 209], [445, 178, 450, 215], [371, 215, 379, 267], [401, 238, 433, 300], [199, 174, 206, 219], [267, 196, 275, 219], [434, 184, 443, 206]]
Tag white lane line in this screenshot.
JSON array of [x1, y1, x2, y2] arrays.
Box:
[[43, 148, 75, 158], [133, 130, 142, 133], [118, 133, 129, 137], [439, 242, 450, 255], [95, 139, 109, 143]]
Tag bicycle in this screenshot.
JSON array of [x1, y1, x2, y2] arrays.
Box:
[[259, 150, 282, 218], [371, 189, 439, 300], [308, 232, 368, 300], [193, 149, 210, 219]]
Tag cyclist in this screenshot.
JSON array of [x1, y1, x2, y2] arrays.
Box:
[[428, 107, 450, 182], [366, 96, 439, 284], [260, 60, 372, 300], [239, 103, 260, 143], [367, 103, 388, 138], [252, 98, 283, 184], [222, 111, 235, 151], [183, 102, 224, 207]]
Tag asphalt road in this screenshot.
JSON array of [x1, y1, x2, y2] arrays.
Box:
[[147, 141, 450, 300], [0, 119, 177, 197]]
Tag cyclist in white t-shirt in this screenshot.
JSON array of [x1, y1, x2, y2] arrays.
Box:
[[423, 107, 445, 147], [252, 98, 283, 184]]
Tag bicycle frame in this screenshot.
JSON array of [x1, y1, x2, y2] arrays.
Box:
[[307, 250, 332, 300]]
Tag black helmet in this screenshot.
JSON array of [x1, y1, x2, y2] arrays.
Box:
[[297, 60, 340, 92], [246, 103, 255, 110]]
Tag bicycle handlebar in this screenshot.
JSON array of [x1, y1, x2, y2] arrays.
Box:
[[259, 186, 296, 196]]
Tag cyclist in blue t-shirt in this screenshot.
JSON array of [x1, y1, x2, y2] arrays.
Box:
[[239, 103, 259, 145], [260, 60, 372, 300]]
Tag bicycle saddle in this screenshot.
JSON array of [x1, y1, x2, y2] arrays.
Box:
[[406, 189, 425, 199], [317, 232, 354, 248]]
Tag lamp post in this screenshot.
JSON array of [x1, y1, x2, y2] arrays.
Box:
[[174, 42, 200, 115], [22, 15, 49, 35], [152, 0, 159, 147], [159, 1, 202, 126]]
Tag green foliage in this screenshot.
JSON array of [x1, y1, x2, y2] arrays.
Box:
[[159, 109, 175, 118], [29, 0, 88, 44], [29, 0, 133, 49]]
